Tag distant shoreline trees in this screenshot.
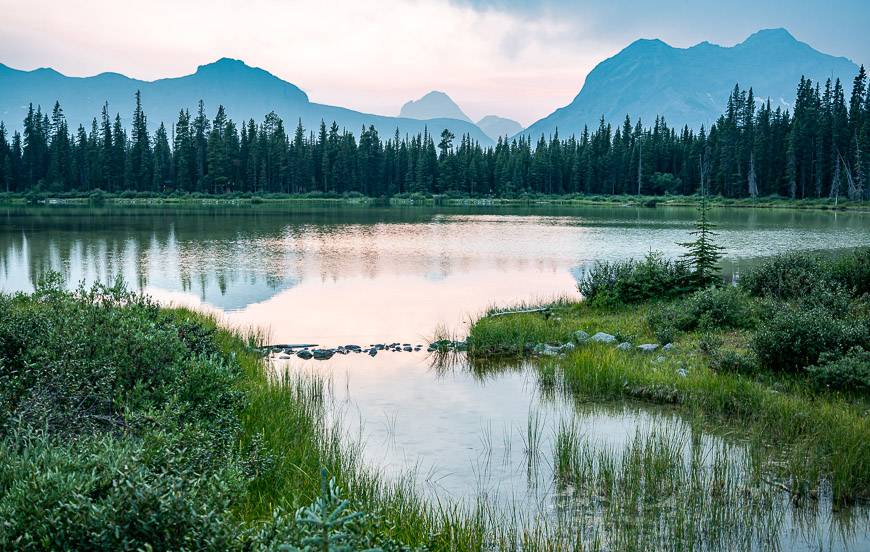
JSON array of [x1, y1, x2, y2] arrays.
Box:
[[0, 67, 868, 200]]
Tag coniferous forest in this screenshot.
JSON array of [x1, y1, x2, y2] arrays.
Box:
[[1, 68, 869, 200]]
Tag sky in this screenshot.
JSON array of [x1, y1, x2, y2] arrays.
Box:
[[0, 0, 867, 126]]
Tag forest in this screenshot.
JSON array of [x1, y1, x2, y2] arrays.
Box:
[[0, 67, 868, 200]]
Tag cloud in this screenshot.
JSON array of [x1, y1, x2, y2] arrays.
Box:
[[1, 0, 866, 127]]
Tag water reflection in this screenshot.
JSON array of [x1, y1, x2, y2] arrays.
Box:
[[2, 204, 870, 343]]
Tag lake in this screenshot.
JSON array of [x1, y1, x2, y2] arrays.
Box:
[[2, 202, 869, 550]]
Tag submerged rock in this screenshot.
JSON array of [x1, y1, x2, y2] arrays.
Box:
[[637, 344, 659, 353], [591, 332, 617, 344], [616, 342, 633, 351]]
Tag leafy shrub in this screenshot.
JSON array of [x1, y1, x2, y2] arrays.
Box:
[[807, 347, 870, 393], [0, 278, 249, 549], [647, 286, 755, 342], [579, 251, 693, 305], [740, 252, 828, 300], [710, 349, 759, 374], [831, 248, 870, 297], [752, 306, 869, 373]]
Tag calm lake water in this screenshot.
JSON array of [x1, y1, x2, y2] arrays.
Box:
[[2, 203, 869, 549]]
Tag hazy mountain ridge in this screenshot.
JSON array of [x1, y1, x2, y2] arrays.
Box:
[[0, 58, 494, 145], [399, 91, 472, 122], [520, 28, 859, 140], [476, 115, 524, 140]]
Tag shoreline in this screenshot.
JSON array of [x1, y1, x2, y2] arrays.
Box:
[[2, 191, 869, 213]]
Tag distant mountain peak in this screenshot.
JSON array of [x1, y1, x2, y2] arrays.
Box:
[[196, 57, 255, 74], [741, 27, 797, 45], [399, 90, 471, 122], [522, 28, 858, 140], [476, 115, 524, 141]]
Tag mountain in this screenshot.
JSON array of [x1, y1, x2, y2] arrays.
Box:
[[521, 28, 859, 140], [0, 58, 493, 145], [476, 115, 523, 140], [399, 91, 471, 122]]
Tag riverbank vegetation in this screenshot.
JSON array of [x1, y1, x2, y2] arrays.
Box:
[[0, 278, 490, 550], [468, 247, 870, 505], [5, 188, 870, 213], [1, 68, 868, 202]]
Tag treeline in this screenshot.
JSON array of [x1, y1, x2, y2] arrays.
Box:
[[0, 68, 868, 199]]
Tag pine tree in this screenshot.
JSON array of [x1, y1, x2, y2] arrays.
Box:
[[680, 186, 724, 288]]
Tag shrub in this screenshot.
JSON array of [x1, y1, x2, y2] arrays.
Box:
[[807, 347, 870, 393], [647, 286, 755, 341], [740, 252, 828, 300], [683, 286, 756, 330], [831, 248, 870, 297], [579, 251, 693, 305], [710, 349, 759, 374], [752, 306, 869, 373]]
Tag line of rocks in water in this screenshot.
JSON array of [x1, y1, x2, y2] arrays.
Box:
[[261, 340, 468, 361]]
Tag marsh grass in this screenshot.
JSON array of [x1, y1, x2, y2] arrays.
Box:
[[468, 300, 870, 506], [547, 427, 789, 551]]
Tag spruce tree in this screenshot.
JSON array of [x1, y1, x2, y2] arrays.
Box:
[[680, 182, 724, 289]]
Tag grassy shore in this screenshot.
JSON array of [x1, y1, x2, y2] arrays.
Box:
[[467, 236, 870, 514]]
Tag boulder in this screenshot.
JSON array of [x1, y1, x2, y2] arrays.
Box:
[[573, 330, 591, 344], [591, 332, 617, 344], [312, 349, 335, 360], [368, 348, 378, 357], [637, 344, 659, 353], [296, 350, 313, 360], [616, 342, 633, 351], [560, 342, 576, 353], [662, 343, 676, 352]]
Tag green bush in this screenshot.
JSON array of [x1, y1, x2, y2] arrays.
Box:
[[807, 347, 870, 393], [751, 306, 869, 373], [740, 252, 828, 300], [647, 286, 755, 341], [579, 251, 693, 305], [831, 248, 870, 297]]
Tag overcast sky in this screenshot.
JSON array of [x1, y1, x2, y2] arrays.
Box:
[[1, 0, 867, 126]]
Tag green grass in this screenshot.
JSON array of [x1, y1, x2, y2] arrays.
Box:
[[468, 300, 870, 505]]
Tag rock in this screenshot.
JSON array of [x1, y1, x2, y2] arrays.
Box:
[[560, 342, 576, 353], [403, 345, 413, 352], [573, 330, 591, 344], [653, 355, 666, 363], [345, 345, 361, 351], [637, 344, 659, 353], [677, 368, 688, 378], [312, 349, 335, 360], [534, 343, 563, 356], [296, 350, 313, 360], [453, 340, 468, 351], [591, 332, 617, 344], [368, 348, 377, 357], [662, 343, 676, 352], [616, 342, 633, 351], [278, 353, 291, 359]]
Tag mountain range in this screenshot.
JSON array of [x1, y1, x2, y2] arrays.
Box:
[[0, 58, 494, 145], [521, 28, 859, 139], [0, 28, 861, 145]]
